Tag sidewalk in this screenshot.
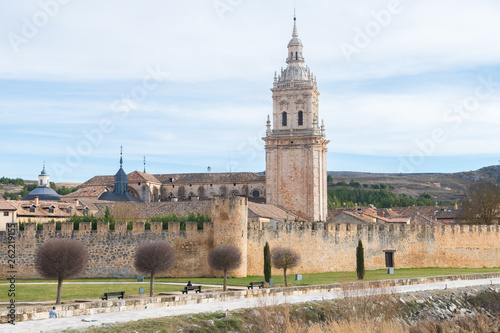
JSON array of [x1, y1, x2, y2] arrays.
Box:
[[1, 278, 499, 333]]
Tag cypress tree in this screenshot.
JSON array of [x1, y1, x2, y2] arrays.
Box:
[[264, 242, 271, 283], [356, 239, 365, 280]]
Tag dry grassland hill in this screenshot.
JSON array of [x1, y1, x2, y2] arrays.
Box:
[[328, 165, 500, 203]]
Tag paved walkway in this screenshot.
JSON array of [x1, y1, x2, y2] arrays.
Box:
[[1, 278, 499, 333]]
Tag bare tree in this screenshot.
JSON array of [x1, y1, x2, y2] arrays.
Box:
[[208, 245, 242, 291], [271, 247, 300, 287], [461, 181, 500, 225], [134, 241, 176, 297], [35, 239, 88, 304]]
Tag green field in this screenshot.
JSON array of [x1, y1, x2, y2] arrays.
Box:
[[0, 283, 209, 302], [2, 267, 499, 302]]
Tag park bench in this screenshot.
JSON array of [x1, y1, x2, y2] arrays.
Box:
[[247, 281, 265, 289], [182, 285, 202, 294], [100, 291, 125, 300]]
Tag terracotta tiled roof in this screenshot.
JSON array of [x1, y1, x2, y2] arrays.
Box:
[[66, 197, 112, 213], [153, 172, 265, 184], [436, 208, 462, 219], [0, 201, 17, 211], [8, 200, 87, 218], [386, 217, 411, 224], [386, 206, 443, 218], [248, 202, 302, 222], [339, 211, 377, 224], [128, 171, 161, 184], [80, 172, 264, 189], [62, 186, 108, 198], [80, 175, 114, 187]]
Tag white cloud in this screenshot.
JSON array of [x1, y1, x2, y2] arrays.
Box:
[[1, 0, 500, 179]]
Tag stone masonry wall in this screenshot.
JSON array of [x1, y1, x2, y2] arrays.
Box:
[[1, 199, 500, 279], [246, 223, 500, 276], [0, 221, 215, 279], [0, 198, 248, 279]]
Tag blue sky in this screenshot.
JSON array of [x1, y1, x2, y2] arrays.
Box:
[[1, 0, 500, 182]]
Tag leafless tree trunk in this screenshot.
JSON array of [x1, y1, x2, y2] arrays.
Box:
[[208, 245, 242, 291], [134, 241, 176, 297], [35, 239, 88, 304], [271, 247, 300, 287]]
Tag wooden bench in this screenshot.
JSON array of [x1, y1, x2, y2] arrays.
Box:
[[182, 286, 201, 294], [100, 291, 125, 300], [247, 281, 265, 289]]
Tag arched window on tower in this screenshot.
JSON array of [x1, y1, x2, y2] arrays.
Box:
[[295, 52, 298, 60], [298, 111, 303, 126], [282, 112, 287, 126]]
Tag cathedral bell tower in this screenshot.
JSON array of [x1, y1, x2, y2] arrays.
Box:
[[263, 16, 329, 222]]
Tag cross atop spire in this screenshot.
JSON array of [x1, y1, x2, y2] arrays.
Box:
[[120, 145, 123, 168], [143, 155, 146, 173]]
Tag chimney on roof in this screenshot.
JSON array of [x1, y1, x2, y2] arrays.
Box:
[[74, 199, 79, 206], [454, 203, 458, 210], [34, 196, 39, 206]]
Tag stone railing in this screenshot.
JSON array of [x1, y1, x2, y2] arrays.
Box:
[[2, 272, 499, 323]]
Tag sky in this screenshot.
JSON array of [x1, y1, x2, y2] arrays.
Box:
[[1, 0, 500, 182]]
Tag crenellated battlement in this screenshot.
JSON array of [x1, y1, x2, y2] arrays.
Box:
[[3, 221, 214, 236], [249, 222, 500, 235], [1, 201, 499, 279]]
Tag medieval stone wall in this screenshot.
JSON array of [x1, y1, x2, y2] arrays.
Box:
[[1, 203, 499, 279], [246, 222, 500, 276], [0, 198, 248, 279], [0, 221, 215, 279]]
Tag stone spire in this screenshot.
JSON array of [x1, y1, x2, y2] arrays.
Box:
[[286, 15, 305, 65], [98, 147, 141, 202], [114, 146, 127, 194], [143, 155, 146, 173], [120, 145, 123, 168], [292, 13, 299, 38]]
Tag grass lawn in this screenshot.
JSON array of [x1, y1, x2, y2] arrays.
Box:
[[3, 267, 499, 302], [0, 283, 204, 302], [160, 267, 500, 286]]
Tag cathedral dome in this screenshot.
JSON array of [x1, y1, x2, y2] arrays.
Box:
[[22, 163, 60, 201], [22, 186, 60, 201]]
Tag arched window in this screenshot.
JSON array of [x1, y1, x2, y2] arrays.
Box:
[[30, 205, 36, 213], [298, 111, 303, 126], [40, 180, 43, 185], [295, 52, 298, 60], [83, 207, 88, 215], [282, 112, 287, 126], [49, 206, 54, 214]]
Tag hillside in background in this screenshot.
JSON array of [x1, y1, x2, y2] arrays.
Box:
[[0, 179, 80, 199], [1, 165, 499, 204], [328, 165, 500, 204]]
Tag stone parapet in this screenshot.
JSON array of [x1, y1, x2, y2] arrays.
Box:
[[2, 272, 499, 323]]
